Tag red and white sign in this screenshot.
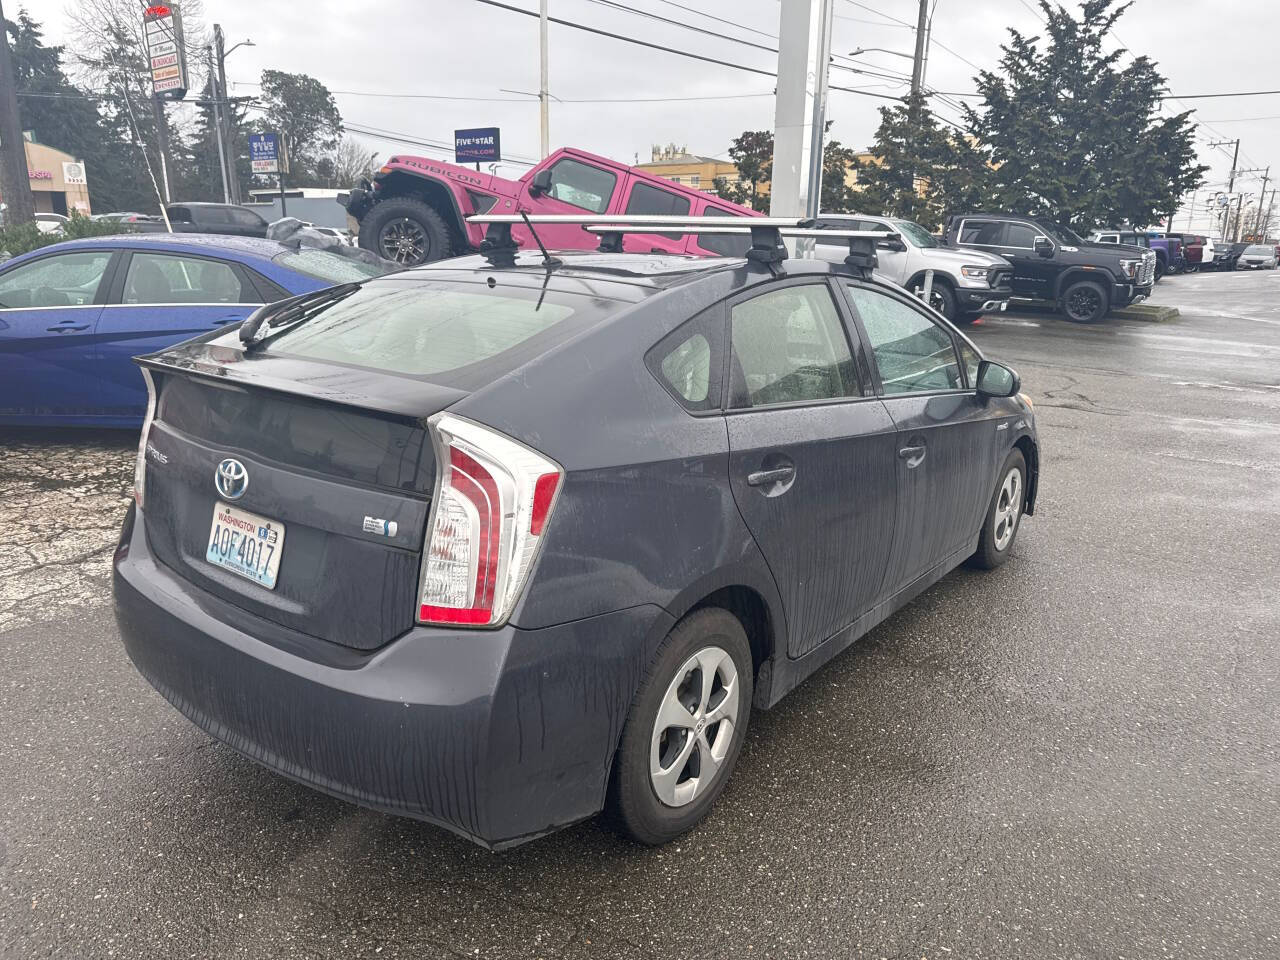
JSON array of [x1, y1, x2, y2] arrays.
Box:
[[150, 53, 178, 69], [143, 1, 187, 99]]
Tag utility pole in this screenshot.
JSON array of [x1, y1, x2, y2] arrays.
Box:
[[539, 0, 549, 158], [206, 46, 230, 203], [1254, 167, 1270, 238], [1261, 188, 1276, 241], [0, 0, 35, 226], [909, 0, 929, 96], [213, 25, 240, 204], [1209, 139, 1240, 239]]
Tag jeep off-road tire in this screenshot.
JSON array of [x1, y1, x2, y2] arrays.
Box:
[[608, 608, 753, 846], [1060, 279, 1110, 324], [968, 448, 1027, 570], [359, 197, 453, 266]]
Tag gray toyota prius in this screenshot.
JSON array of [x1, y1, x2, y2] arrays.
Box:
[[113, 220, 1039, 849]]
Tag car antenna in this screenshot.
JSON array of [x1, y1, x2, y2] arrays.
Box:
[[521, 211, 562, 270]]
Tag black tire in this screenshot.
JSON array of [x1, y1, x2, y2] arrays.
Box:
[[969, 448, 1027, 570], [358, 197, 453, 266], [912, 278, 957, 320], [1060, 279, 1109, 323], [608, 607, 754, 846], [1154, 258, 1166, 281]]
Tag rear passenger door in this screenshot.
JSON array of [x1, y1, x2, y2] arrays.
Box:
[[841, 281, 1000, 593], [95, 251, 265, 416], [723, 279, 899, 659], [620, 178, 691, 254]]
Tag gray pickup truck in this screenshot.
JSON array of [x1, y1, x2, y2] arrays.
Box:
[[815, 213, 1012, 324]]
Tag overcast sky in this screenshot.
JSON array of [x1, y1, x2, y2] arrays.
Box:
[[39, 0, 1280, 231]]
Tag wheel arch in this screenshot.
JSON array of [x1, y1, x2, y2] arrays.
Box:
[[1013, 433, 1039, 516], [1053, 267, 1113, 302], [663, 566, 788, 706], [373, 171, 467, 244], [905, 269, 956, 292]]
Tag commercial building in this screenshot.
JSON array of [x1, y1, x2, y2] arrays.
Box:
[[635, 144, 740, 194], [636, 141, 873, 203], [20, 139, 91, 216]]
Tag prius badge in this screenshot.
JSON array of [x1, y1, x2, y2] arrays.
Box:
[[214, 458, 249, 500]]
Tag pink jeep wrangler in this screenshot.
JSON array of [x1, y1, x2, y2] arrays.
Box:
[[341, 147, 759, 266]]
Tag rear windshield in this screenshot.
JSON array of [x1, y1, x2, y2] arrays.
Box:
[[273, 248, 392, 283], [263, 277, 615, 388]]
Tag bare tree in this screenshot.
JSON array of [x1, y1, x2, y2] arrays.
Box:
[[317, 136, 379, 188]]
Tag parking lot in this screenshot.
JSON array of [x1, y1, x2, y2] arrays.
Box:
[[2, 270, 1278, 959]]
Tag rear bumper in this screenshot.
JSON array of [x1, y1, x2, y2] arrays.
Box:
[[112, 505, 671, 849]]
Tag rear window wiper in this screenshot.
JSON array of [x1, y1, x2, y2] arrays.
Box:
[[239, 282, 362, 350]]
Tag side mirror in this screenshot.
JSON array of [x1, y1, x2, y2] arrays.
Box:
[[877, 236, 907, 253], [976, 359, 1020, 398], [529, 168, 553, 195], [1033, 236, 1054, 258]]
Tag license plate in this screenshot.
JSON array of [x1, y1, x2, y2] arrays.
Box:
[[205, 501, 285, 590]]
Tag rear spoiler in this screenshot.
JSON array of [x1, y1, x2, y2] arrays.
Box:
[[465, 214, 893, 277]]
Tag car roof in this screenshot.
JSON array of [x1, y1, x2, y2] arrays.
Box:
[[10, 233, 292, 261]]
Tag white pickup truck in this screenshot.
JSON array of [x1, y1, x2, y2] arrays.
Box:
[[814, 213, 1013, 324]]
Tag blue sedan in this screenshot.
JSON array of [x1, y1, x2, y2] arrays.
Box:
[[0, 234, 390, 427]]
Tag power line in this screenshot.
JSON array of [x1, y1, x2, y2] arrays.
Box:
[[1162, 89, 1280, 100], [471, 0, 904, 101], [232, 79, 775, 105]]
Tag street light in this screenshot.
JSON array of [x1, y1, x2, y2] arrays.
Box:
[[849, 47, 914, 60]]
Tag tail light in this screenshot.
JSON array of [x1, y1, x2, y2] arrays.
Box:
[[418, 414, 562, 628], [133, 368, 158, 508]]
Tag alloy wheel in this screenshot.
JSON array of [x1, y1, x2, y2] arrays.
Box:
[[1066, 287, 1102, 322], [650, 646, 740, 808], [993, 466, 1023, 551], [379, 218, 428, 264]]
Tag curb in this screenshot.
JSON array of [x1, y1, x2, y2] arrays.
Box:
[[1112, 304, 1179, 323]]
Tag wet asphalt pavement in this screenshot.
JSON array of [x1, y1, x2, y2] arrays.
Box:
[[2, 270, 1278, 959]]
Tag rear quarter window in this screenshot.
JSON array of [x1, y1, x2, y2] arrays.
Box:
[[645, 307, 725, 412]]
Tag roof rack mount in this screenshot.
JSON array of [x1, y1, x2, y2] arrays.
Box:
[[466, 214, 890, 276]]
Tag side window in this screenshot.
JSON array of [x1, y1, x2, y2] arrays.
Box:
[[958, 338, 981, 389], [0, 251, 112, 308], [545, 158, 618, 213], [230, 208, 267, 228], [167, 206, 193, 223], [1003, 223, 1037, 248], [728, 285, 858, 408], [123, 253, 250, 305], [845, 284, 962, 395], [960, 219, 1003, 246], [696, 205, 751, 257], [645, 307, 724, 412], [625, 181, 691, 240]]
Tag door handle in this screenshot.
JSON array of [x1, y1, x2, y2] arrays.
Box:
[[47, 322, 90, 332], [898, 444, 927, 467], [747, 465, 796, 487]]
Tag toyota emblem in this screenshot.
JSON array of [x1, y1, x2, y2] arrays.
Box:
[[214, 458, 249, 500]]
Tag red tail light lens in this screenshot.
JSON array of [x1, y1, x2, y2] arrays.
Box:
[[418, 415, 563, 628]]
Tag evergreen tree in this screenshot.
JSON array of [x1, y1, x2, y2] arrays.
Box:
[[965, 0, 1205, 230], [855, 93, 989, 231], [714, 130, 773, 212]]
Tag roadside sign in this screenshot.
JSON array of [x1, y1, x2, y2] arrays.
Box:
[[455, 127, 501, 164], [62, 162, 87, 186], [143, 3, 188, 100], [250, 133, 282, 175]]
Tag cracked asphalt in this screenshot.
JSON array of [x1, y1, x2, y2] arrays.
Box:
[[2, 270, 1278, 959]]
